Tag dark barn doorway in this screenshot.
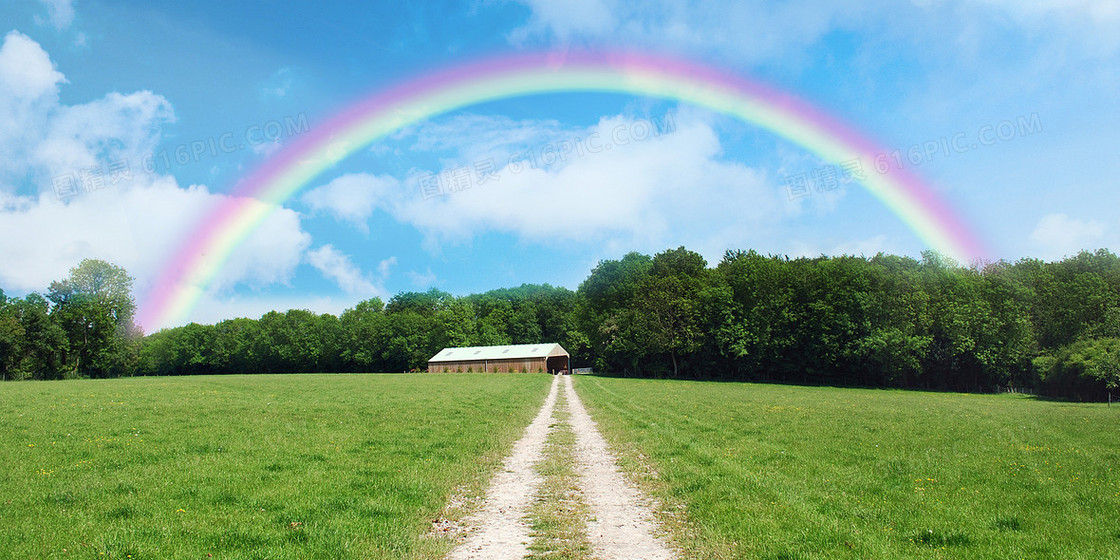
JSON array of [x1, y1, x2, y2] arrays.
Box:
[[547, 355, 569, 374]]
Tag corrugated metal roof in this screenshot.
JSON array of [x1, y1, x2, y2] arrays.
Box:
[[428, 343, 569, 363]]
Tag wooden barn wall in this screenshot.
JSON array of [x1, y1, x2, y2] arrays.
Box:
[[427, 357, 549, 373]]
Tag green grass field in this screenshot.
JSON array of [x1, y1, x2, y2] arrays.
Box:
[[575, 377, 1120, 560], [0, 373, 552, 559], [5, 374, 1118, 559]]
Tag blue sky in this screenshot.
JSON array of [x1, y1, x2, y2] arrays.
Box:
[[0, 0, 1117, 330]]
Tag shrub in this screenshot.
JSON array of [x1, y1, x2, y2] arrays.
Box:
[[1038, 338, 1120, 400]]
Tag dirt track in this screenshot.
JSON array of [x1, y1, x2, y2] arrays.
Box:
[[448, 375, 560, 559], [447, 375, 675, 559]]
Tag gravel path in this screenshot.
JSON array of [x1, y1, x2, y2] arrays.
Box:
[[447, 374, 675, 559], [563, 375, 676, 560], [448, 375, 561, 560]]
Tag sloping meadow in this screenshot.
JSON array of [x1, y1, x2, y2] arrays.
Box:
[[0, 373, 552, 559], [575, 376, 1120, 559]]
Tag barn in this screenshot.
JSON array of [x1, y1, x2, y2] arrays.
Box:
[[427, 343, 570, 374]]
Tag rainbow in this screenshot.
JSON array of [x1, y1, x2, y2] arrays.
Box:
[[138, 51, 987, 332]]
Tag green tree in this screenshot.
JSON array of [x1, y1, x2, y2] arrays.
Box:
[[169, 323, 218, 375], [858, 253, 932, 386], [317, 313, 345, 372], [213, 317, 262, 374], [433, 300, 477, 350], [1084, 339, 1120, 400], [507, 303, 542, 343], [377, 311, 432, 371], [255, 310, 325, 373], [577, 252, 653, 374], [714, 250, 797, 381], [385, 288, 451, 317], [340, 298, 386, 371], [475, 298, 514, 346], [0, 291, 25, 380], [630, 247, 708, 377], [1021, 250, 1120, 349], [1038, 338, 1120, 400], [48, 259, 137, 330], [13, 294, 69, 378], [47, 259, 138, 377]]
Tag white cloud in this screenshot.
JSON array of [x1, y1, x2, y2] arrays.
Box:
[[36, 0, 75, 31], [306, 244, 388, 297], [974, 0, 1120, 25], [154, 188, 311, 293], [0, 30, 65, 99], [33, 91, 174, 183], [0, 32, 312, 326], [0, 31, 66, 185], [0, 179, 309, 297], [0, 190, 138, 291], [1030, 213, 1107, 260], [249, 138, 284, 158], [362, 110, 788, 255], [507, 0, 871, 63], [967, 0, 1120, 55], [510, 0, 616, 41], [408, 268, 437, 288], [508, 0, 1120, 61], [404, 113, 565, 163], [301, 172, 398, 231], [0, 177, 308, 288], [377, 256, 397, 279], [260, 67, 294, 98], [785, 234, 895, 259], [0, 31, 175, 192]]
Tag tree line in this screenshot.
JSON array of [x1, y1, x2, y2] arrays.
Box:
[[0, 259, 139, 380], [2, 248, 1118, 400]]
